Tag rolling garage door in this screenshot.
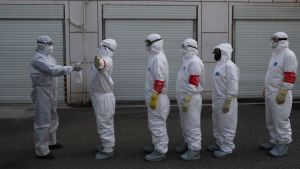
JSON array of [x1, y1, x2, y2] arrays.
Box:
[[0, 5, 65, 103], [234, 6, 300, 98], [103, 5, 197, 100]]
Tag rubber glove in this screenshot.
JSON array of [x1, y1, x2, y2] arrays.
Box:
[[223, 96, 233, 113], [276, 88, 288, 105], [182, 95, 192, 112], [94, 56, 105, 70], [150, 93, 158, 110]]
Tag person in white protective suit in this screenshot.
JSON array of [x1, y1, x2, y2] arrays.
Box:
[[30, 35, 81, 160], [143, 33, 170, 161], [175, 38, 205, 161], [90, 39, 117, 160], [208, 43, 239, 158], [260, 32, 298, 157]]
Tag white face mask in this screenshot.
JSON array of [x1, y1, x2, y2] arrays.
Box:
[[44, 45, 54, 55], [180, 49, 187, 56], [48, 45, 54, 53]]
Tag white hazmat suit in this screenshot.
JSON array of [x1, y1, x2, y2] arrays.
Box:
[[211, 43, 239, 157], [90, 39, 117, 160], [30, 35, 80, 158], [262, 32, 298, 157], [176, 38, 204, 160], [144, 33, 170, 161]]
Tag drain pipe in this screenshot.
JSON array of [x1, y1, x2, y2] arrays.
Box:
[[82, 0, 89, 104]]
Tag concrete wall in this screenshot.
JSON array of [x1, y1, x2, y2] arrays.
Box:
[[1, 0, 299, 104]]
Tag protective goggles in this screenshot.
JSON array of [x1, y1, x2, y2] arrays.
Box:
[[103, 45, 113, 51], [144, 38, 161, 47], [270, 37, 287, 42], [37, 40, 54, 46], [182, 44, 198, 49]]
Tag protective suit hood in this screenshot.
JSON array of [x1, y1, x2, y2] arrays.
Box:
[[272, 32, 289, 51], [97, 38, 117, 58], [35, 35, 54, 55], [181, 38, 198, 61], [145, 33, 164, 55], [214, 43, 233, 62]]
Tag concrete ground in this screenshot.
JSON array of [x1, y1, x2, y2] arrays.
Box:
[[0, 103, 299, 169]]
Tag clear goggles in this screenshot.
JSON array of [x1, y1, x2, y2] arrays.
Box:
[[270, 37, 287, 42], [103, 45, 113, 51], [37, 40, 54, 46], [144, 38, 161, 47], [182, 44, 198, 49]]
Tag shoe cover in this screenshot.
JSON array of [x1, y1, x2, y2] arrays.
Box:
[[144, 150, 166, 161], [95, 151, 113, 160], [180, 149, 201, 161], [214, 150, 232, 158], [269, 144, 289, 157]]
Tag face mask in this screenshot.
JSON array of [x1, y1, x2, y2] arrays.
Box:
[[44, 45, 54, 55], [48, 45, 54, 54], [213, 48, 221, 61], [180, 49, 187, 56]]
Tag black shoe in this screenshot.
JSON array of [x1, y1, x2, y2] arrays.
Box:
[[36, 152, 55, 160], [49, 143, 63, 149]]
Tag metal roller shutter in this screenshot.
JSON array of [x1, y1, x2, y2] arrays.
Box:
[[103, 5, 196, 100], [0, 5, 64, 103], [105, 20, 194, 100], [234, 6, 300, 98]]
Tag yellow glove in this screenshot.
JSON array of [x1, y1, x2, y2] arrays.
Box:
[[276, 88, 288, 105], [182, 95, 192, 112], [150, 93, 158, 110], [223, 96, 233, 113]]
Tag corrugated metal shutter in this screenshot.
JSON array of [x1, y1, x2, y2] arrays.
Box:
[[105, 20, 194, 100], [0, 5, 64, 103], [0, 4, 64, 19], [233, 6, 300, 20], [103, 5, 197, 19], [235, 20, 300, 98]]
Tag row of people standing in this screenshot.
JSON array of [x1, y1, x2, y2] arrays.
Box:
[[140, 34, 239, 161], [30, 31, 297, 161]]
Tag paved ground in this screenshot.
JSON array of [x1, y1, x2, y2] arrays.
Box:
[[0, 103, 300, 169]]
